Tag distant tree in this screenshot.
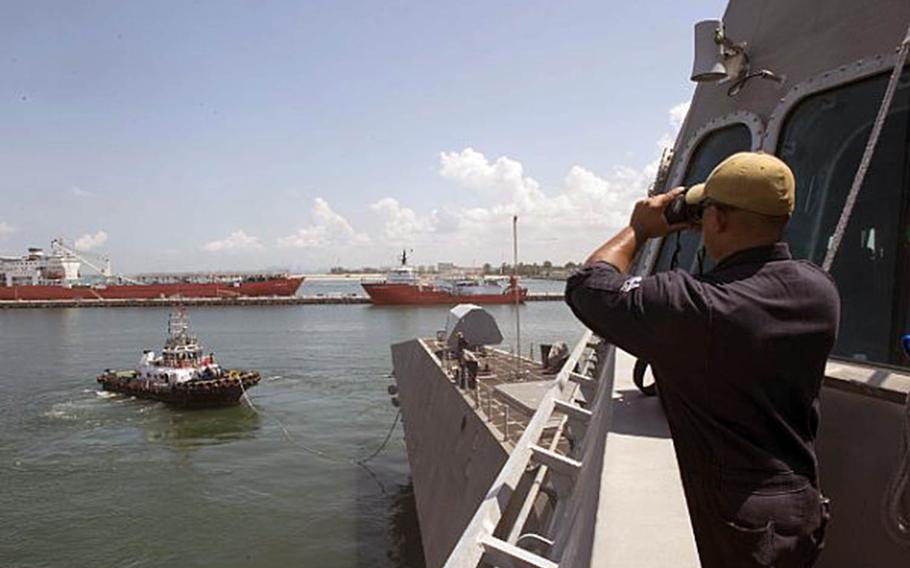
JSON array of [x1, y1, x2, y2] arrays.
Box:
[[564, 261, 578, 270], [482, 263, 492, 275]]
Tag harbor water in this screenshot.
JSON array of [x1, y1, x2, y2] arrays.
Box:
[[0, 279, 582, 568]]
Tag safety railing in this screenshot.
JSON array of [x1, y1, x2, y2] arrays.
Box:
[[472, 379, 521, 443], [441, 345, 541, 446], [443, 330, 616, 568]]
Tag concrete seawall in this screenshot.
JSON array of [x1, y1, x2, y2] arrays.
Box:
[[0, 293, 564, 309]]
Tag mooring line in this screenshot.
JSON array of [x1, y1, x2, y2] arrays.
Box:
[[237, 377, 402, 481], [357, 409, 402, 465]]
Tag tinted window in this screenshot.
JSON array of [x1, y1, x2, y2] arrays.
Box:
[[653, 124, 753, 273], [778, 67, 910, 367]]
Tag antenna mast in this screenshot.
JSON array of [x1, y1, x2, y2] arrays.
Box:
[[513, 216, 521, 377]]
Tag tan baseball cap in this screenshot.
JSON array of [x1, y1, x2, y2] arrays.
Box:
[[685, 151, 795, 216]]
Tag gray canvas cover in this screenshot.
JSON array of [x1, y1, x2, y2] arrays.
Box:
[[444, 304, 503, 348]]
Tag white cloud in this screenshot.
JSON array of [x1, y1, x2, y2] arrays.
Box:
[[360, 148, 651, 261], [668, 100, 691, 132], [278, 198, 369, 248], [74, 230, 108, 251], [658, 99, 692, 149], [439, 148, 545, 213], [370, 197, 435, 243], [202, 230, 263, 252], [436, 147, 649, 230], [364, 100, 692, 262], [0, 222, 15, 239], [71, 186, 95, 198]]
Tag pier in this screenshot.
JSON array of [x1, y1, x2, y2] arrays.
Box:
[[0, 292, 564, 309]]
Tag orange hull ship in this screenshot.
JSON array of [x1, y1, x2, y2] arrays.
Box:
[[0, 276, 304, 301], [0, 240, 303, 301], [361, 251, 527, 306], [362, 279, 526, 305]]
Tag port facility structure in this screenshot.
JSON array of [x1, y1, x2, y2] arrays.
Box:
[[0, 292, 564, 309]]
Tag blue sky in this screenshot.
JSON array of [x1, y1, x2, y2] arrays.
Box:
[[0, 0, 726, 273]]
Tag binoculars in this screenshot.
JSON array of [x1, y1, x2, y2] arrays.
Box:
[[663, 187, 705, 225]]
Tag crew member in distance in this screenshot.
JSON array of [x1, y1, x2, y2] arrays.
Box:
[[565, 152, 840, 568]]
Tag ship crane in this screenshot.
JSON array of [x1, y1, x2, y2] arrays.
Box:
[[51, 238, 111, 278], [48, 238, 137, 283]]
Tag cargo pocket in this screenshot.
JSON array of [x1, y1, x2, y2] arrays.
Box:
[[721, 519, 777, 567], [704, 488, 782, 567]]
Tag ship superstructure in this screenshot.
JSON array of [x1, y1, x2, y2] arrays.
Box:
[[392, 1, 910, 566], [0, 240, 92, 287], [140, 307, 217, 382]]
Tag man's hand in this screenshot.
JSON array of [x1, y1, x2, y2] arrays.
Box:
[[582, 187, 690, 272], [630, 187, 688, 240]]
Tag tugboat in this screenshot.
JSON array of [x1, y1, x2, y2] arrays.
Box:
[[97, 308, 260, 407]]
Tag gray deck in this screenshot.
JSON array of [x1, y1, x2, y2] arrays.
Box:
[[430, 341, 558, 447], [591, 349, 700, 567], [494, 380, 552, 415]]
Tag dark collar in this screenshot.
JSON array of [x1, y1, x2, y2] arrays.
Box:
[[712, 242, 792, 272]]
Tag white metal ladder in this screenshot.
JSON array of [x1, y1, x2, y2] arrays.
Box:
[[444, 331, 617, 568]]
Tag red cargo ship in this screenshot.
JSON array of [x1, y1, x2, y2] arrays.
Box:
[[0, 240, 304, 300], [361, 251, 527, 306]]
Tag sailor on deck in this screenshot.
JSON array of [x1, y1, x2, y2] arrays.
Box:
[[565, 152, 840, 567]]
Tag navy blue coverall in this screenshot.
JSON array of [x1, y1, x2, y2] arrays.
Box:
[[565, 242, 840, 567]]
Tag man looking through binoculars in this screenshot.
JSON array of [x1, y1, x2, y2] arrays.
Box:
[[565, 151, 840, 567]]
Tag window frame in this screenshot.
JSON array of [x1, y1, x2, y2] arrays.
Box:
[[640, 112, 764, 276], [762, 52, 904, 152], [764, 51, 910, 371]]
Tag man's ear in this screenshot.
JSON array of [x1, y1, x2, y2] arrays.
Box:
[[702, 207, 719, 234], [713, 207, 729, 233]]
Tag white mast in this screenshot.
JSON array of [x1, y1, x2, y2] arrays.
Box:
[[513, 215, 521, 377]]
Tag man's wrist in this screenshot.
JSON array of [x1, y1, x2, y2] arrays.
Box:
[[629, 223, 649, 244], [584, 226, 644, 272]]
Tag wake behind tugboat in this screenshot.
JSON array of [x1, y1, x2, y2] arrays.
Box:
[[97, 307, 260, 407]]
